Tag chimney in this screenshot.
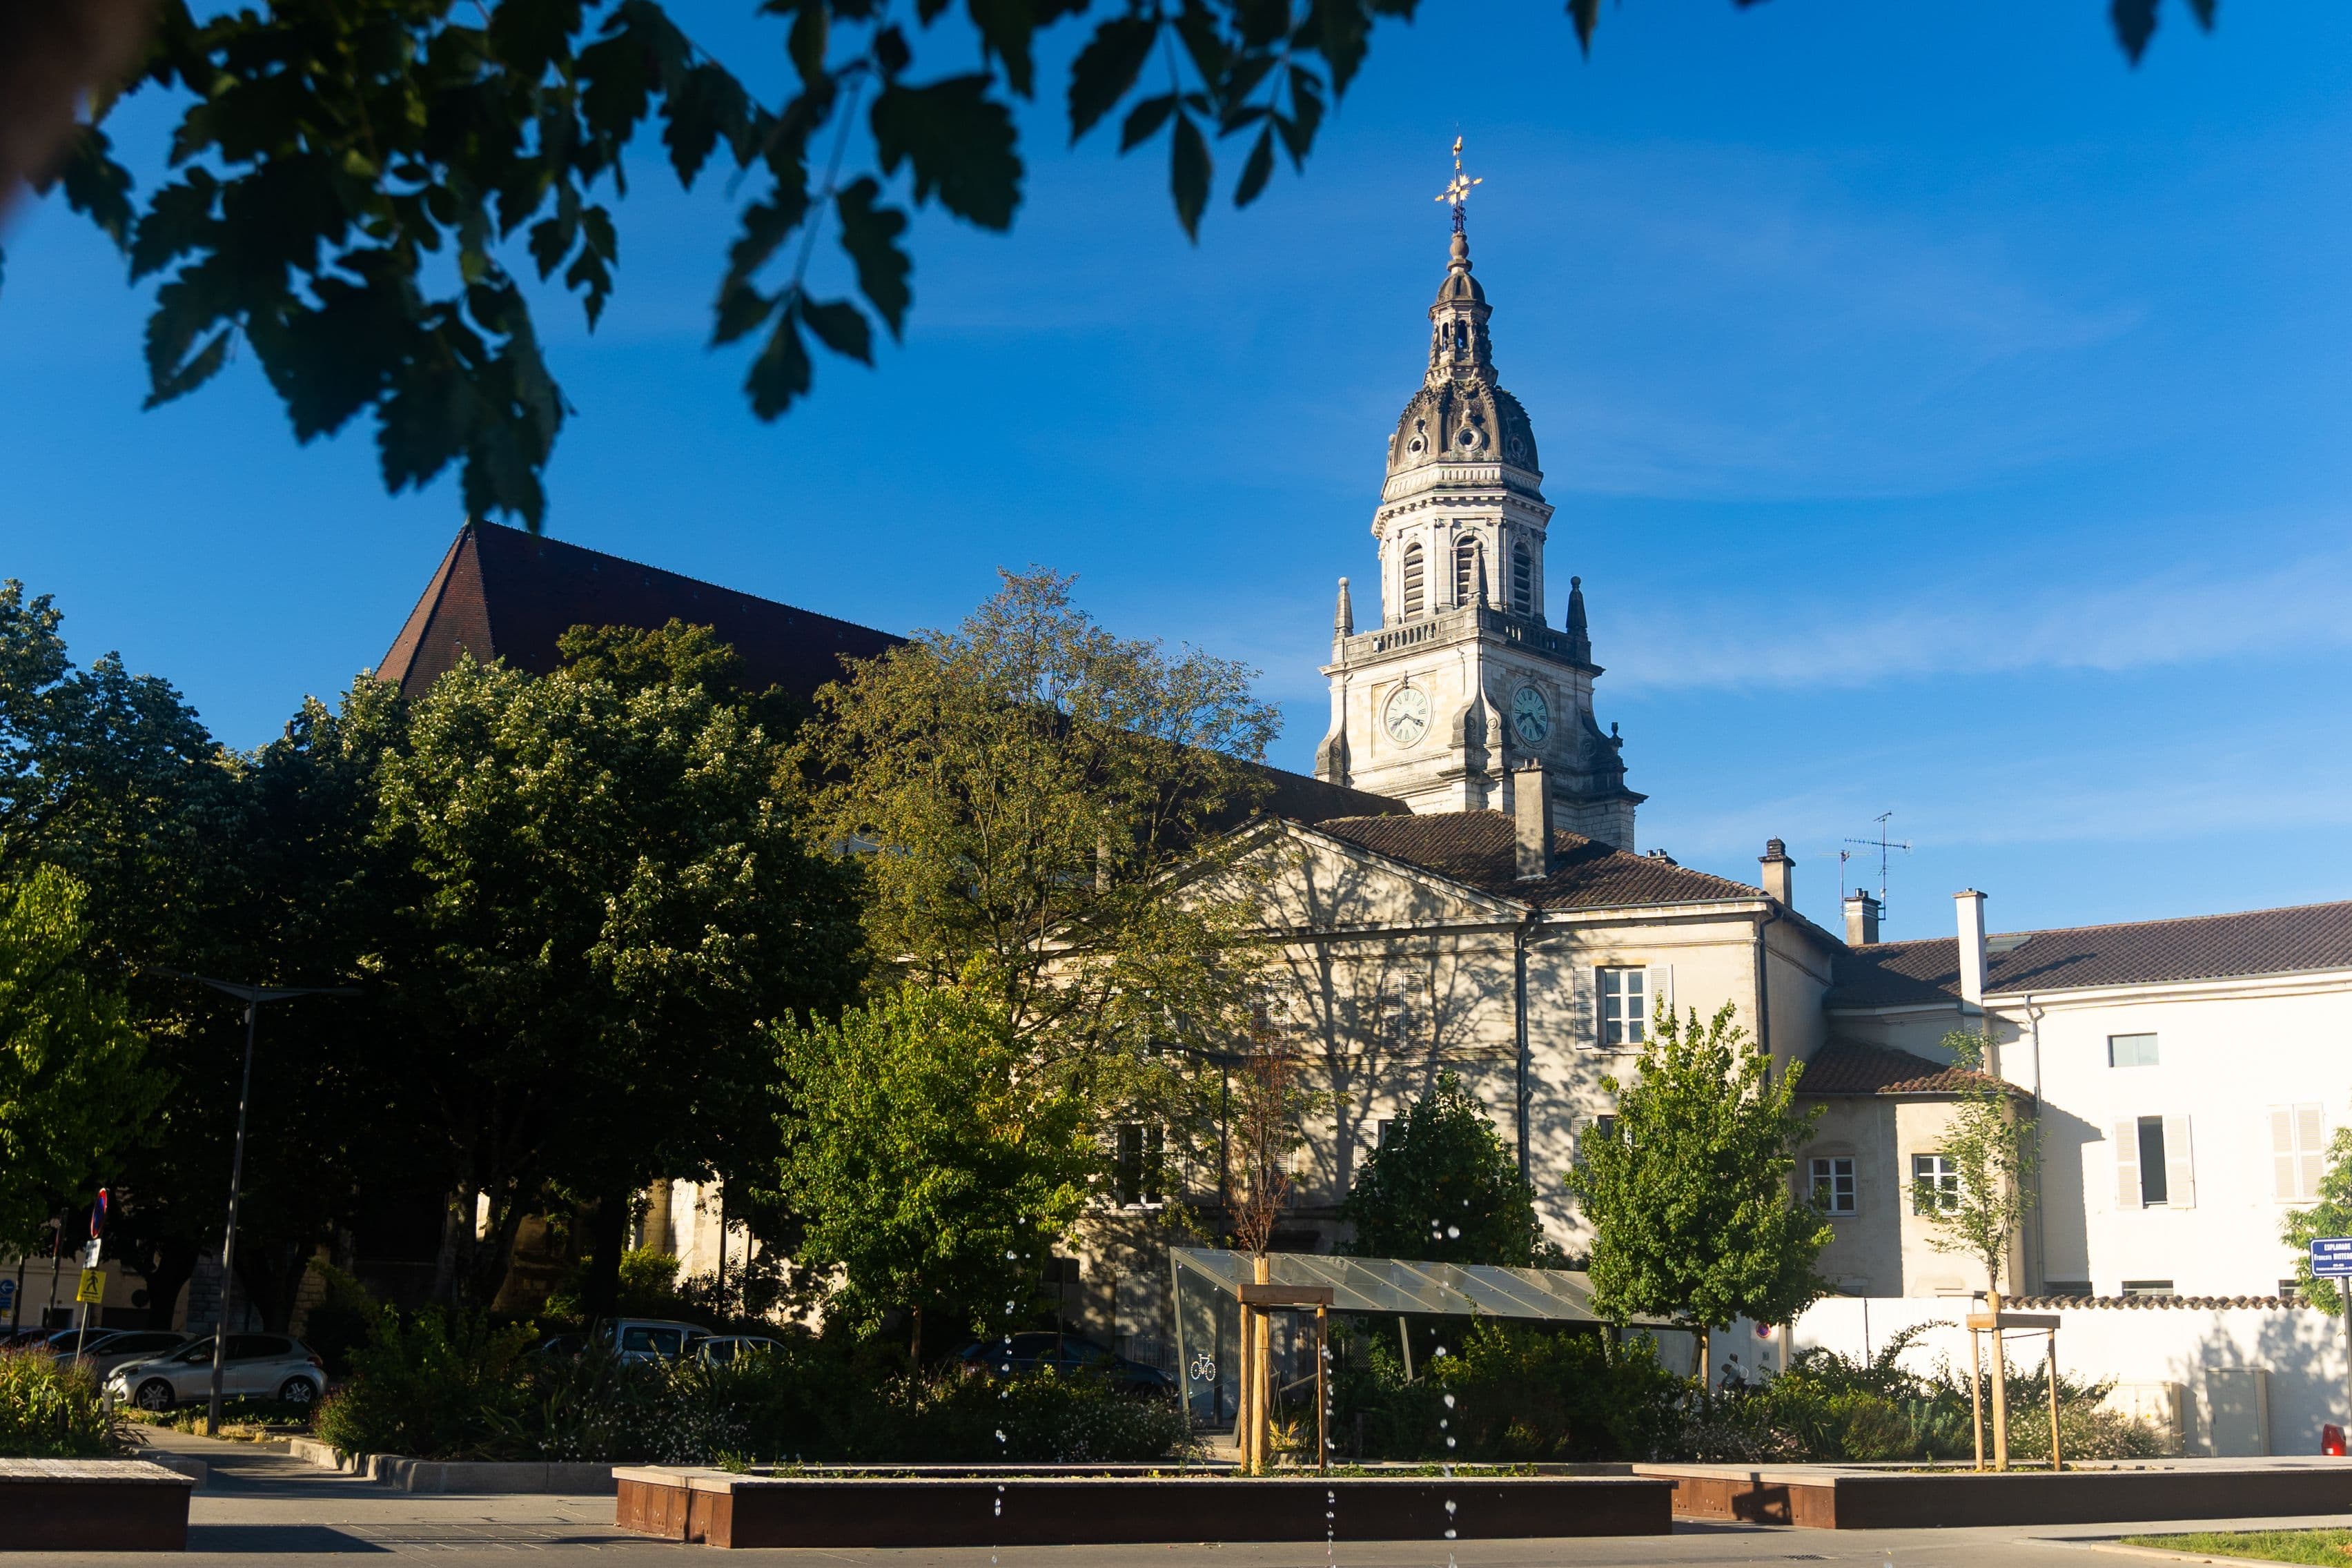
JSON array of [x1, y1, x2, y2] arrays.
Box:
[[1514, 762, 1554, 879], [1842, 890, 1881, 945], [1758, 839, 1794, 905], [1954, 890, 1987, 1010]]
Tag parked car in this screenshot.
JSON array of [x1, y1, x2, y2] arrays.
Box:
[[105, 1333, 326, 1411], [591, 1319, 709, 1364], [687, 1334, 789, 1366], [956, 1333, 1175, 1395], [55, 1329, 187, 1378]]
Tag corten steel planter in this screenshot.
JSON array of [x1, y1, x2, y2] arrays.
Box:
[[0, 1460, 198, 1551], [1636, 1460, 2352, 1529], [614, 1467, 1674, 1549]]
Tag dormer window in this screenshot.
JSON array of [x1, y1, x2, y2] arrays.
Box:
[[1401, 544, 1424, 619], [1511, 543, 1533, 615]]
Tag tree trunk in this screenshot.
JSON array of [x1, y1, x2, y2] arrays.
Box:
[[909, 1302, 924, 1367], [127, 1236, 199, 1331], [581, 1188, 629, 1320]]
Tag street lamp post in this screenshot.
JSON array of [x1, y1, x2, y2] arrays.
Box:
[[159, 970, 356, 1437]]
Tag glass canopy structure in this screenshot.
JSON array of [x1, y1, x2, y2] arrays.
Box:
[[1168, 1247, 1676, 1430]]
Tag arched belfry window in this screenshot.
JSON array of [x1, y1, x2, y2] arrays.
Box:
[[1401, 544, 1424, 619], [1454, 536, 1482, 607], [1512, 542, 1533, 615]]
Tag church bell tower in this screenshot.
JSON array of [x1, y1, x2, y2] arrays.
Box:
[[1314, 141, 1643, 849]]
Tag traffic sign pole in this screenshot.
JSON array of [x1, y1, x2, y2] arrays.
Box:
[[2311, 1238, 2352, 1440]]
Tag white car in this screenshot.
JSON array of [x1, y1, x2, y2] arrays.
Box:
[[593, 1318, 709, 1364], [53, 1329, 189, 1380], [106, 1333, 326, 1411]]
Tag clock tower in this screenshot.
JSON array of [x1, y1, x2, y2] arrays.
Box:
[[1313, 144, 1642, 848]]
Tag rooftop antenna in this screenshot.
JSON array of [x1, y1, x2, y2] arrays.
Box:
[[1841, 812, 1912, 922]]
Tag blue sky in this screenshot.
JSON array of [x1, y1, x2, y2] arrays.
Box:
[[5, 0, 2350, 944]]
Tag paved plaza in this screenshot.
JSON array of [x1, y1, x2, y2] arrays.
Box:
[[13, 1428, 2322, 1565]]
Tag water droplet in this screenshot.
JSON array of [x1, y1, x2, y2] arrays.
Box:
[[1442, 1393, 1456, 1409], [1006, 1251, 1018, 1260], [1445, 1528, 1458, 1540], [1446, 1224, 1460, 1239], [1445, 1500, 1458, 1514], [994, 1429, 1006, 1442], [1433, 1345, 1449, 1358], [1439, 1418, 1448, 1429], [1446, 1436, 1457, 1449]]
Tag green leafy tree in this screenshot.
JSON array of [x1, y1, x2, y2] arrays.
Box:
[[1567, 1003, 1830, 1380], [801, 567, 1277, 1170], [0, 865, 162, 1252], [2282, 1110, 2352, 1315], [366, 626, 865, 1305], [766, 983, 1095, 1362], [1912, 1030, 2037, 1295], [1341, 1071, 1554, 1267], [6, 1, 2208, 529]]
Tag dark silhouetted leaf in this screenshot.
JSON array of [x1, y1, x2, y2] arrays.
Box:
[[141, 327, 233, 410], [1121, 92, 1179, 151], [746, 302, 814, 419], [1170, 112, 1210, 239], [1069, 17, 1157, 142], [2111, 0, 2158, 61], [872, 75, 1021, 229], [1234, 125, 1275, 207], [1569, 0, 1600, 55], [801, 296, 874, 363], [836, 177, 912, 336]]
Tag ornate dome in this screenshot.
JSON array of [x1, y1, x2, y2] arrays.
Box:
[[1385, 230, 1540, 480]]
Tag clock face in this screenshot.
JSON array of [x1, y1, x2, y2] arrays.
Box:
[[1384, 685, 1430, 746], [1511, 685, 1550, 744]]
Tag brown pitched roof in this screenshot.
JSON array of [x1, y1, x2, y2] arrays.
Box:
[[378, 523, 1404, 829], [1315, 811, 1763, 910], [378, 521, 905, 700], [1797, 1040, 2006, 1097], [1830, 899, 2352, 1008]]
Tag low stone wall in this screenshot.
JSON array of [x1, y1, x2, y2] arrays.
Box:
[[0, 1459, 197, 1551], [287, 1437, 614, 1494], [1637, 1458, 2352, 1529], [613, 1467, 1673, 1549]]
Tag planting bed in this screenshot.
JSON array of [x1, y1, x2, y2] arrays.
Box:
[[614, 1467, 1672, 1548], [0, 1459, 198, 1552], [1636, 1458, 2352, 1529]]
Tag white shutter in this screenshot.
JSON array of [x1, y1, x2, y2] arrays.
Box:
[[2297, 1105, 2326, 1202], [2114, 1119, 2142, 1209], [2164, 1114, 2196, 1210], [1647, 963, 1675, 1032], [2272, 1107, 2299, 1202]]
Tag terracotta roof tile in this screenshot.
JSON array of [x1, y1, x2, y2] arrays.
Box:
[[1831, 899, 2352, 1006], [1314, 811, 1763, 910], [1798, 1040, 2006, 1097]]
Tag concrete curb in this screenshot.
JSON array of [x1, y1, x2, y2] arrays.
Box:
[[286, 1437, 614, 1494]]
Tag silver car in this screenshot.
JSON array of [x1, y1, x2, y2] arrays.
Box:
[[106, 1333, 326, 1411], [593, 1318, 709, 1364], [52, 1329, 188, 1380]]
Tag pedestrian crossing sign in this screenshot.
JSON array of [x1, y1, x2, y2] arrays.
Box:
[[74, 1269, 104, 1305]]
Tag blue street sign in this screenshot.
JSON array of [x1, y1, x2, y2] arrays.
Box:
[[2309, 1238, 2352, 1278], [0, 1280, 14, 1310]]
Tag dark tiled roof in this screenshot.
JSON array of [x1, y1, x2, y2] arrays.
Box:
[[1315, 811, 1762, 910], [1797, 1040, 2005, 1097], [379, 524, 1404, 829], [378, 522, 904, 700], [1830, 900, 2352, 1007]]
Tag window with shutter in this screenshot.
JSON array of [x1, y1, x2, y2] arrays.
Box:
[[2113, 1118, 2142, 1208], [1511, 543, 1533, 614], [2162, 1114, 2195, 1208], [2136, 1116, 2171, 1206], [1454, 537, 1480, 606], [2275, 1104, 2326, 1202], [1402, 545, 1424, 618], [1597, 967, 1646, 1047]]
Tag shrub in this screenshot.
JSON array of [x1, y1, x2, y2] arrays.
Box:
[[313, 1309, 537, 1460], [0, 1349, 126, 1458], [1333, 1321, 1689, 1463], [315, 1309, 1195, 1464]]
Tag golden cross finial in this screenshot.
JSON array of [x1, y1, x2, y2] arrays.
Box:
[[1435, 135, 1481, 232]]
